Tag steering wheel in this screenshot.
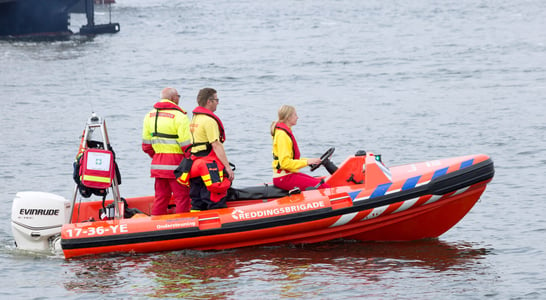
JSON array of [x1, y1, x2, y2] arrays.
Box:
[[310, 147, 335, 172]]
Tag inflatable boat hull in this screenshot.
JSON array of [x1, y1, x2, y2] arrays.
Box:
[[59, 153, 494, 259]]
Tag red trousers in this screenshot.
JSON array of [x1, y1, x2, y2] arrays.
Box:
[[153, 178, 190, 215], [273, 173, 330, 191]]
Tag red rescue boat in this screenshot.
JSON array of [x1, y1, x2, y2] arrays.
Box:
[[11, 114, 494, 259]]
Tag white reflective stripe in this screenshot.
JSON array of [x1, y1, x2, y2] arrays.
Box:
[[451, 186, 470, 196], [361, 205, 388, 221], [353, 195, 369, 202], [422, 187, 469, 205], [385, 188, 401, 195], [151, 139, 179, 145], [142, 139, 152, 144], [424, 195, 442, 205], [329, 212, 358, 228], [393, 197, 419, 214], [179, 140, 191, 147], [151, 164, 178, 170]]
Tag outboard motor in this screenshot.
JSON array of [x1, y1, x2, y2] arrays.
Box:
[[11, 191, 71, 252]]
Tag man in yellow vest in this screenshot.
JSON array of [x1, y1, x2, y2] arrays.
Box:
[[142, 87, 191, 215], [188, 88, 234, 210]]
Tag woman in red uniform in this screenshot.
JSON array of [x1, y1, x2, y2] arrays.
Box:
[[271, 105, 330, 191]]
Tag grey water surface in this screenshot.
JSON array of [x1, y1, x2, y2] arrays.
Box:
[[1, 0, 545, 299]]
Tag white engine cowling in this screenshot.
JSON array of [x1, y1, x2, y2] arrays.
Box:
[[11, 191, 71, 252]]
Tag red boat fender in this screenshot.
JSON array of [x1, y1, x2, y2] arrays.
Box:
[[79, 148, 115, 189]]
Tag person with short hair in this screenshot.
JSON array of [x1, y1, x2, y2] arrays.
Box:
[[188, 88, 234, 211]]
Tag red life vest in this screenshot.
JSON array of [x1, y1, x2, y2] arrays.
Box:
[[186, 149, 231, 202], [275, 122, 301, 159], [192, 157, 231, 202], [192, 106, 226, 143]]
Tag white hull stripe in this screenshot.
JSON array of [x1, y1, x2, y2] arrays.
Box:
[[329, 212, 358, 227], [451, 186, 470, 196], [330, 161, 478, 227], [424, 195, 442, 205], [330, 186, 472, 227], [392, 197, 419, 213], [361, 205, 389, 221]]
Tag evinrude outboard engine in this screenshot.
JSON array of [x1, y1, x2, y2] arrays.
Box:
[[11, 191, 71, 252]]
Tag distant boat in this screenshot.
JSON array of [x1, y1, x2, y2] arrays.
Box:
[[0, 0, 119, 37]]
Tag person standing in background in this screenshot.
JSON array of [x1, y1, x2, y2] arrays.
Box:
[[188, 88, 234, 211], [142, 87, 191, 215]]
